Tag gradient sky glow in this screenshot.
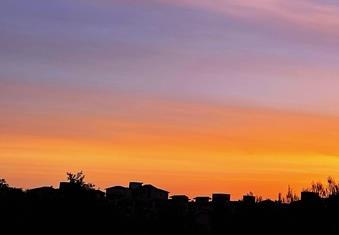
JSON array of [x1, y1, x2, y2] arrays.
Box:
[[2, 0, 339, 199]]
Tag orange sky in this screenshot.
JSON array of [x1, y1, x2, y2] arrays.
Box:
[[2, 97, 339, 199]]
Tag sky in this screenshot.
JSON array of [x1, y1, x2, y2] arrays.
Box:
[[1, 0, 339, 199]]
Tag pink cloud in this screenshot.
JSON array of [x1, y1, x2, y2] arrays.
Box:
[[152, 0, 339, 35]]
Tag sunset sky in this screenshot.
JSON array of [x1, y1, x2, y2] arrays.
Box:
[[2, 0, 339, 199]]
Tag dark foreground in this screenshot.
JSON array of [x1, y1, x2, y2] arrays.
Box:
[[2, 188, 339, 234]]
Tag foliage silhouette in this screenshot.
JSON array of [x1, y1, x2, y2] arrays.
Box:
[[0, 178, 8, 189], [66, 171, 95, 190], [286, 185, 299, 203]]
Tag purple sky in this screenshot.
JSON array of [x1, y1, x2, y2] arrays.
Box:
[[2, 0, 339, 115]]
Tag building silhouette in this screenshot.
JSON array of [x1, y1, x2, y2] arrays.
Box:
[[2, 176, 339, 234]]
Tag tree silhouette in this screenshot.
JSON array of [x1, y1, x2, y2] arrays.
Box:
[[303, 177, 339, 198], [256, 196, 263, 203], [306, 181, 327, 198], [66, 171, 95, 190], [286, 186, 299, 203], [278, 192, 284, 203], [327, 177, 339, 196], [67, 171, 85, 186], [0, 178, 8, 189], [246, 192, 254, 196]]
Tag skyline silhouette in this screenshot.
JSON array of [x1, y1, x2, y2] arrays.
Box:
[[3, 172, 339, 202], [2, 172, 339, 234]]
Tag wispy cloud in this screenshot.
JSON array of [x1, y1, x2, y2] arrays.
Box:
[[154, 0, 339, 35]]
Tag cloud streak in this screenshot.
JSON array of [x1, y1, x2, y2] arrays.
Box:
[[154, 0, 339, 35]]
